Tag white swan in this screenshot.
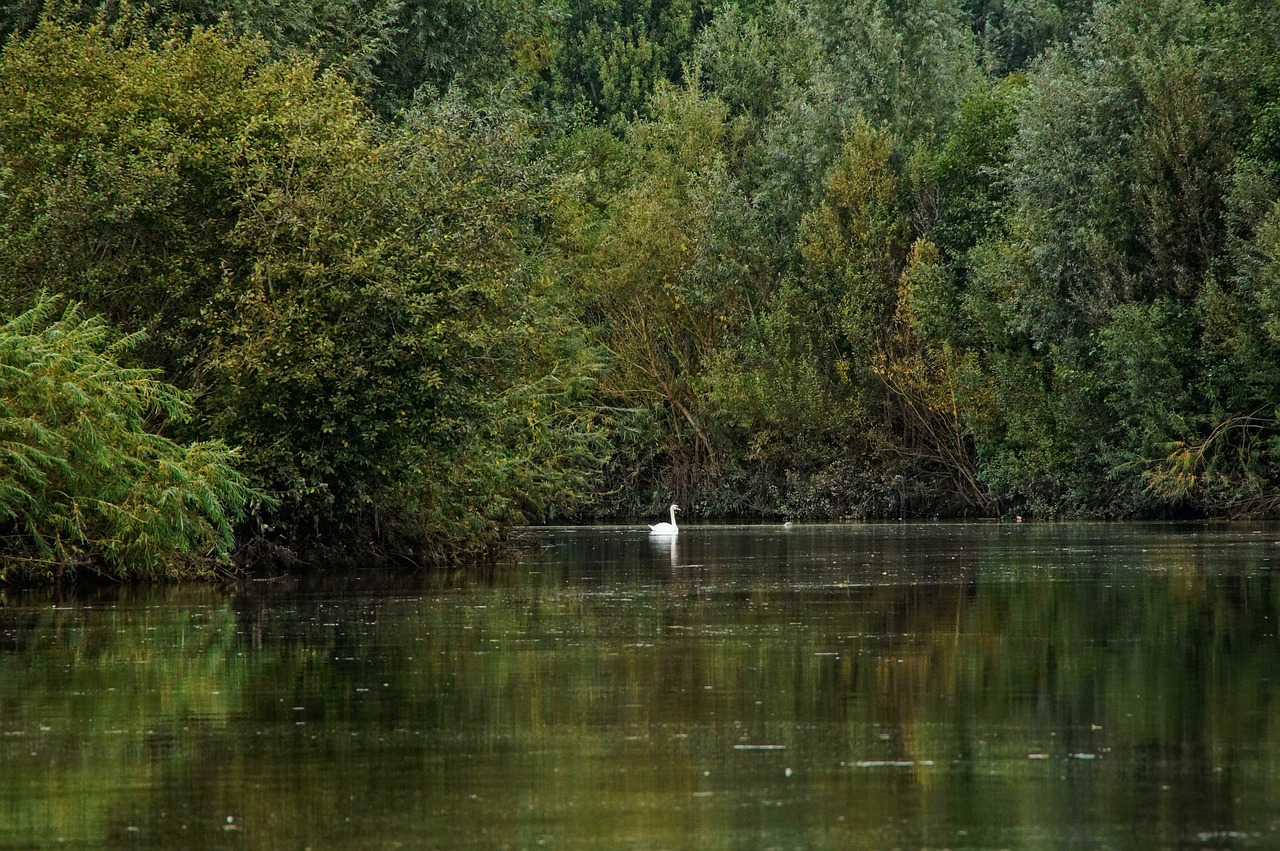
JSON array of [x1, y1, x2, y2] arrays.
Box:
[[649, 503, 680, 535]]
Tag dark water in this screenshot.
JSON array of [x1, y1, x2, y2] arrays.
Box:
[[3, 522, 1280, 849]]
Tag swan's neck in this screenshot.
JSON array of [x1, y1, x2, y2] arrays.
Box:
[[670, 505, 678, 527]]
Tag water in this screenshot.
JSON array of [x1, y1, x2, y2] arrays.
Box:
[[3, 521, 1280, 849]]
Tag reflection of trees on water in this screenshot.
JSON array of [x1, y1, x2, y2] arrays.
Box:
[[1, 525, 1279, 847]]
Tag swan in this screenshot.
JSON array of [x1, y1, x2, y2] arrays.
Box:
[[649, 503, 680, 535]]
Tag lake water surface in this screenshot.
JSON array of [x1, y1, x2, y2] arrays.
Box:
[[3, 522, 1280, 849]]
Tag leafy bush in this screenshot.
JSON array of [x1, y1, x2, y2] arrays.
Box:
[[0, 295, 261, 581], [0, 21, 607, 563]]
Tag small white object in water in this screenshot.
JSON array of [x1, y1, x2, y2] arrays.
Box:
[[649, 503, 681, 535]]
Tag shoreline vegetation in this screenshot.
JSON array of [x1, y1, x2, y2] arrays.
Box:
[[2, 0, 1279, 582]]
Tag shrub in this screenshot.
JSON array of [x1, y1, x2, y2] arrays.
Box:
[[0, 295, 261, 581]]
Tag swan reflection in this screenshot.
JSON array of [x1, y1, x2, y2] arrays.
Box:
[[648, 532, 680, 565]]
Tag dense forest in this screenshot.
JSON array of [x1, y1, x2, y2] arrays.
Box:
[[1, 0, 1279, 580]]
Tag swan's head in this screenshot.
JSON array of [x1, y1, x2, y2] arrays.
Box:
[[671, 504, 681, 512]]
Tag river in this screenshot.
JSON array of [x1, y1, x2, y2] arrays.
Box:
[[2, 521, 1279, 848]]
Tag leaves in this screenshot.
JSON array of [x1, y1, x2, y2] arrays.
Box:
[[5, 0, 1280, 559], [0, 294, 263, 581]]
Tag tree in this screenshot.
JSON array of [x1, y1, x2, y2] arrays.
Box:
[[963, 0, 1095, 74], [578, 81, 762, 506], [0, 295, 259, 581], [711, 120, 911, 487], [951, 0, 1280, 515], [875, 240, 989, 511], [538, 0, 707, 123], [700, 0, 978, 258], [0, 0, 401, 92], [0, 19, 605, 561]]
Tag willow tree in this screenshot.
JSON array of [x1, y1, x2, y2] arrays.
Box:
[[575, 80, 775, 509], [719, 121, 907, 466], [964, 0, 1280, 515]]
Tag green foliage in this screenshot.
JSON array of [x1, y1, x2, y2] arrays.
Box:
[[0, 19, 263, 373], [1002, 0, 1233, 346], [539, 0, 706, 123], [575, 81, 757, 504], [194, 68, 607, 557], [707, 120, 914, 488], [964, 0, 1095, 73], [176, 0, 402, 89], [797, 119, 908, 368], [0, 0, 401, 91], [927, 76, 1025, 264], [0, 19, 607, 563], [0, 295, 259, 581], [692, 4, 784, 124], [6, 0, 1280, 567], [707, 0, 977, 249], [371, 0, 537, 114], [942, 0, 1280, 516], [0, 0, 550, 120]]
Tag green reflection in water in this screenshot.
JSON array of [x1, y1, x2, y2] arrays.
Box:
[[2, 522, 1280, 849]]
